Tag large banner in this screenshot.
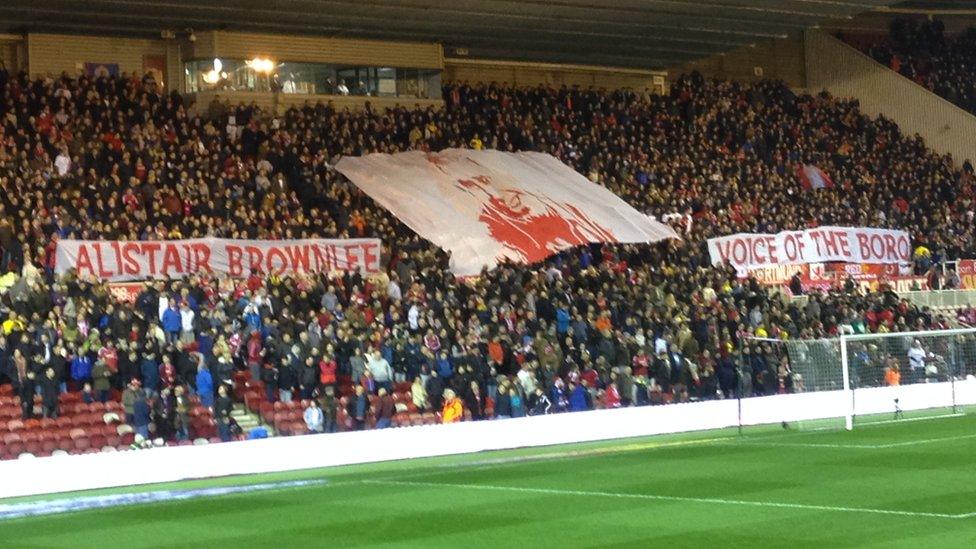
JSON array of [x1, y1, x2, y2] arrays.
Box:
[[55, 238, 382, 281], [707, 227, 911, 271], [336, 150, 679, 275]]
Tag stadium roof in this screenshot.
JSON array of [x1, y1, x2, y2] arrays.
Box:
[[0, 0, 903, 69]]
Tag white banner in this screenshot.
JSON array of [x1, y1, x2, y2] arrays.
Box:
[[336, 150, 679, 275], [707, 227, 911, 271], [55, 238, 382, 281]]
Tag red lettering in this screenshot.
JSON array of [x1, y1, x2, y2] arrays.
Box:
[[870, 235, 884, 259], [835, 231, 851, 258], [193, 244, 213, 273], [245, 246, 263, 273], [284, 245, 311, 273], [809, 230, 825, 256], [93, 242, 114, 278], [783, 234, 798, 261], [75, 245, 95, 277], [750, 238, 767, 265], [362, 242, 380, 273], [161, 244, 183, 276], [324, 245, 338, 272], [266, 247, 288, 275], [897, 235, 910, 261], [310, 245, 325, 272], [227, 245, 244, 277], [344, 244, 362, 271], [821, 231, 839, 256], [121, 243, 141, 275], [856, 233, 871, 260], [732, 239, 748, 265], [110, 241, 123, 275], [141, 242, 162, 275]]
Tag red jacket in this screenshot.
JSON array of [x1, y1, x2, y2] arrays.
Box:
[[319, 359, 337, 385]]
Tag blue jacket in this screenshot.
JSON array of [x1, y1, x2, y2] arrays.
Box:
[[569, 386, 590, 412], [140, 358, 159, 390], [70, 355, 93, 381], [556, 308, 570, 334], [196, 368, 214, 396], [435, 357, 453, 378], [133, 398, 151, 427], [162, 307, 181, 332]]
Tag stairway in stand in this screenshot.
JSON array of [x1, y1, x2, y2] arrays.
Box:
[[231, 404, 272, 437]]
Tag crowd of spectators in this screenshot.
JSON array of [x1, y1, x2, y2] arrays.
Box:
[[0, 61, 972, 453], [849, 17, 976, 116]]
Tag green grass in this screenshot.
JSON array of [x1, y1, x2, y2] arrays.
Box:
[[3, 409, 976, 547]]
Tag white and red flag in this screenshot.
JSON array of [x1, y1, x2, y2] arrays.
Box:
[[336, 150, 679, 275], [798, 164, 834, 190]]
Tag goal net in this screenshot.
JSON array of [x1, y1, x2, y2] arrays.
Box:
[[743, 328, 976, 431]]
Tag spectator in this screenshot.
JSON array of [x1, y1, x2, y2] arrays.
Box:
[[133, 393, 151, 440], [304, 399, 324, 433], [442, 388, 463, 423], [319, 386, 338, 433], [529, 387, 552, 416], [197, 364, 215, 409], [173, 385, 190, 441], [40, 367, 59, 418], [411, 376, 428, 410], [122, 379, 140, 424], [348, 384, 368, 430], [91, 359, 112, 403], [375, 387, 395, 429], [908, 339, 927, 383], [215, 384, 234, 442], [569, 382, 591, 412]]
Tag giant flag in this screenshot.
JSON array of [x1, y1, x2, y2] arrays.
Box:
[[336, 150, 679, 275]]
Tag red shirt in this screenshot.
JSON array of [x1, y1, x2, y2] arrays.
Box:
[[98, 346, 119, 373]]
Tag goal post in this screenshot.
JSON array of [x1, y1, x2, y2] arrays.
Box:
[[840, 328, 976, 426], [743, 328, 976, 432]]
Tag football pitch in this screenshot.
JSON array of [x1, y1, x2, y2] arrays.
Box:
[[2, 410, 976, 547]]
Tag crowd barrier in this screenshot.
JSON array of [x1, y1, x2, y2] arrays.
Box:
[[2, 379, 974, 499]]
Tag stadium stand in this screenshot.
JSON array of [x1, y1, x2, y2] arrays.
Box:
[[0, 61, 973, 458], [847, 18, 976, 117]]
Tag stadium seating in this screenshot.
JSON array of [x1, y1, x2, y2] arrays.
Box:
[[0, 61, 973, 460]]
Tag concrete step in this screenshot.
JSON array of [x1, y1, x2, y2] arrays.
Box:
[[232, 404, 273, 435]]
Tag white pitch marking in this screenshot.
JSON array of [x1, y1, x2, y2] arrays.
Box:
[[362, 479, 966, 519]]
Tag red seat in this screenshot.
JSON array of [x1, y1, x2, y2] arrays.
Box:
[[56, 437, 74, 452], [71, 402, 88, 415], [41, 438, 58, 454], [38, 429, 57, 442], [54, 416, 73, 429], [73, 437, 91, 451], [90, 434, 107, 449], [105, 434, 121, 447], [23, 440, 42, 455], [6, 440, 25, 457], [69, 428, 87, 440]]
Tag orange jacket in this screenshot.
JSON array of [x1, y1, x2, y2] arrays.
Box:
[[885, 367, 901, 386], [442, 397, 463, 423]]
